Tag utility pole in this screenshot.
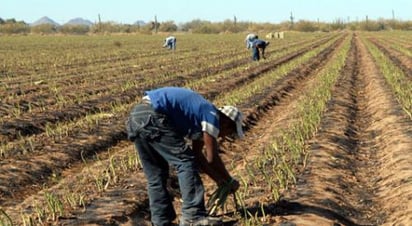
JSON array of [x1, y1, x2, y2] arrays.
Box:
[[234, 15, 237, 27], [154, 15, 158, 33], [290, 11, 294, 29], [98, 14, 102, 32]]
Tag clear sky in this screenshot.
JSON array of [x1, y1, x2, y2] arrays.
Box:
[[2, 0, 411, 25]]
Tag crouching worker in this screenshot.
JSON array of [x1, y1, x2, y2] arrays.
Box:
[[245, 33, 258, 49], [163, 36, 177, 50], [252, 39, 270, 61], [126, 86, 242, 226]]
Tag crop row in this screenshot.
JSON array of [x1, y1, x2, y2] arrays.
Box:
[[0, 33, 344, 224]]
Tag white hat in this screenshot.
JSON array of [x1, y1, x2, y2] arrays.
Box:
[[218, 106, 244, 139]]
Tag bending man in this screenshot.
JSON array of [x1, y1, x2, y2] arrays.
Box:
[[126, 86, 242, 226]]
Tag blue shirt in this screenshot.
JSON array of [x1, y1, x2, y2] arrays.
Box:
[[145, 87, 220, 140], [252, 39, 267, 48]]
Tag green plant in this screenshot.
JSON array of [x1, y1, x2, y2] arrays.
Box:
[[0, 209, 13, 226], [44, 192, 64, 221]]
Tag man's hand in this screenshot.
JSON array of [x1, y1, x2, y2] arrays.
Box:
[[207, 177, 240, 215], [229, 178, 240, 193], [220, 177, 240, 193]]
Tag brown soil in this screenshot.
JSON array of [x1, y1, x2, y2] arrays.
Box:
[[1, 33, 411, 226]]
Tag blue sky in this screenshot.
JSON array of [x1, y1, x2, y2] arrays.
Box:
[[2, 0, 411, 24]]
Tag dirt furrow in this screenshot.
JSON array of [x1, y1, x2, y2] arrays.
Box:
[[278, 33, 374, 226], [0, 36, 338, 161], [0, 36, 333, 146], [368, 37, 412, 78], [275, 33, 412, 226], [1, 35, 345, 225], [357, 35, 412, 225], [0, 35, 343, 215], [52, 35, 347, 225]]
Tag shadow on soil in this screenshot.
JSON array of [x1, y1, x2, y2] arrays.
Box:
[[225, 200, 374, 226]]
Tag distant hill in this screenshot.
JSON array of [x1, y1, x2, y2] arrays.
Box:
[[31, 16, 59, 26], [29, 16, 145, 27], [65, 18, 94, 26], [134, 20, 146, 26]]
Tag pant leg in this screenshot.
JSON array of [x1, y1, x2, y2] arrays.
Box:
[[127, 104, 207, 223], [144, 110, 207, 220], [127, 104, 176, 226], [252, 47, 260, 61], [135, 137, 176, 226]]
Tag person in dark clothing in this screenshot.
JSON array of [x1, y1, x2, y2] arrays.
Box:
[[126, 87, 243, 226], [252, 39, 270, 61]]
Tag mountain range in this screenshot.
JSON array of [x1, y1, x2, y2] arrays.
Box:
[[30, 16, 146, 27], [30, 16, 60, 26], [65, 18, 94, 26]]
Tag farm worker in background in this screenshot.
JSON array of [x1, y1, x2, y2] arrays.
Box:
[[252, 39, 270, 61], [163, 36, 177, 50], [126, 86, 242, 226], [245, 33, 258, 49]]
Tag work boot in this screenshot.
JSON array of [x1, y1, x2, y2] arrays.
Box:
[[179, 216, 223, 226]]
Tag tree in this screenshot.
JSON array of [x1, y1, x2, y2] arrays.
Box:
[[60, 24, 90, 34], [30, 24, 57, 34], [329, 18, 346, 31], [159, 21, 178, 32], [180, 19, 206, 32], [0, 22, 29, 34], [5, 18, 16, 24]]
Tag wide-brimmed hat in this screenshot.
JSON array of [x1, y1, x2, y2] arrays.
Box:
[[218, 105, 244, 138]]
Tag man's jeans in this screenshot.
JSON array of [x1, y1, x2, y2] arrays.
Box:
[[126, 103, 207, 226], [167, 39, 176, 50], [169, 42, 176, 50], [252, 47, 260, 61]]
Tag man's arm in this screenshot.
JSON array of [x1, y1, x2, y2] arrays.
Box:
[[192, 133, 232, 185]]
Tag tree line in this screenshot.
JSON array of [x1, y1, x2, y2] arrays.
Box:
[[1, 17, 412, 35]]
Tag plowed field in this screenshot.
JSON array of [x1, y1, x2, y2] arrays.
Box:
[[0, 32, 411, 226]]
